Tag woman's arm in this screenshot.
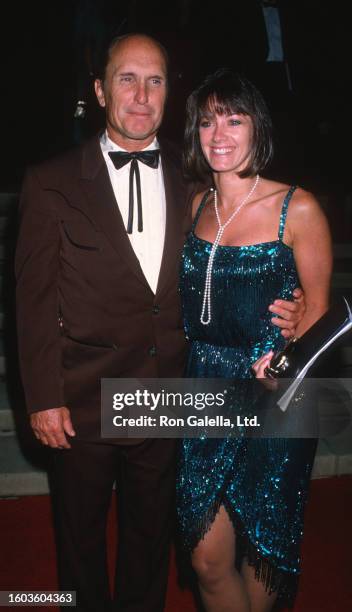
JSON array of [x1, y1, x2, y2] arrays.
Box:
[[252, 189, 333, 378], [287, 189, 333, 337]]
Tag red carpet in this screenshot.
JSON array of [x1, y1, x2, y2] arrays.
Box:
[[1, 476, 351, 611]]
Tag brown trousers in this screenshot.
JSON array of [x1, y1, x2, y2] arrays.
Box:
[[51, 438, 177, 612]]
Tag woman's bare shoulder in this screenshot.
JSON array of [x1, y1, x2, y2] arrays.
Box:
[[287, 187, 331, 245], [258, 178, 291, 203], [290, 186, 323, 216], [260, 180, 320, 213]]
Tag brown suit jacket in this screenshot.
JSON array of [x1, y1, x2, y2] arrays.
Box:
[[15, 134, 194, 440]]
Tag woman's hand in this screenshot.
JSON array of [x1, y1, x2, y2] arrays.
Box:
[[252, 351, 278, 390]]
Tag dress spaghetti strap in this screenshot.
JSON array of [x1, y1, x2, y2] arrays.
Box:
[[278, 185, 297, 241], [191, 189, 214, 232]]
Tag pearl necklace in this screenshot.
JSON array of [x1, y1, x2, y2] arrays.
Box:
[[200, 174, 260, 325]]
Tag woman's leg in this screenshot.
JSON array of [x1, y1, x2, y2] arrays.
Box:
[[191, 505, 250, 612], [241, 559, 278, 612]]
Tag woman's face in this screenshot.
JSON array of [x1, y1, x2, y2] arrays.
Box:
[[198, 106, 254, 175]]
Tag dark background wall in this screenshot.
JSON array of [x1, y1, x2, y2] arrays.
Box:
[[1, 0, 351, 240]]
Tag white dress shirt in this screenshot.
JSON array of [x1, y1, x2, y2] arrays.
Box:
[[100, 131, 166, 294]]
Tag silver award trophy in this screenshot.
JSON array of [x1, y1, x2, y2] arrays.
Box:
[[265, 297, 352, 382]]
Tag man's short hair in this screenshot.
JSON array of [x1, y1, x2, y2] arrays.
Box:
[[94, 33, 169, 83]]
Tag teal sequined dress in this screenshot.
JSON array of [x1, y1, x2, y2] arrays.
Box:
[[177, 186, 317, 603]]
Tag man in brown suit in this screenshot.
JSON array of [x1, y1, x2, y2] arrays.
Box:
[[15, 33, 303, 612]]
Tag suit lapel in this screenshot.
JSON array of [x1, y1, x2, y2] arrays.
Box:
[[79, 136, 151, 290]]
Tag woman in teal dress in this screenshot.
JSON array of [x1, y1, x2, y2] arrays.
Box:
[[177, 70, 332, 611]]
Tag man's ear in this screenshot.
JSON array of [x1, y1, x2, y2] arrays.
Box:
[[94, 79, 106, 107]]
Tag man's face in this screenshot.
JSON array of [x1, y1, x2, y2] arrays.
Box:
[[95, 36, 167, 151]]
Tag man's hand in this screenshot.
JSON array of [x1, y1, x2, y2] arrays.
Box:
[[30, 407, 75, 449], [269, 287, 306, 339]]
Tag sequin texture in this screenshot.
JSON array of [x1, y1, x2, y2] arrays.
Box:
[[176, 186, 317, 604]]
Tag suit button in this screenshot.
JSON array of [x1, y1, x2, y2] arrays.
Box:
[[149, 346, 157, 357], [152, 305, 160, 315]]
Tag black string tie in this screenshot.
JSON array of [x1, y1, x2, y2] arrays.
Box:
[[108, 150, 160, 234]]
